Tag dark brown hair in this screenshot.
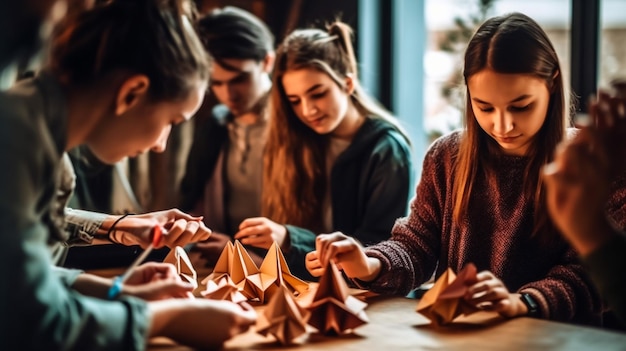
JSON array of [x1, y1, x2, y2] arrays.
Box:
[[50, 0, 209, 101]]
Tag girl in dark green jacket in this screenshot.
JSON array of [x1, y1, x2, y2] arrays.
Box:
[[233, 21, 413, 280]]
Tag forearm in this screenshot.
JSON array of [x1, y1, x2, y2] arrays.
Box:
[[71, 273, 115, 299], [64, 208, 111, 246]]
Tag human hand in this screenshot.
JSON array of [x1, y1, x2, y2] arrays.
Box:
[[464, 271, 524, 318], [234, 217, 287, 250], [543, 89, 626, 255], [112, 209, 211, 249], [149, 299, 257, 349], [121, 262, 195, 300], [305, 250, 324, 277], [313, 232, 380, 281]]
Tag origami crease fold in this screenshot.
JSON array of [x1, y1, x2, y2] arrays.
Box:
[[416, 263, 479, 326]]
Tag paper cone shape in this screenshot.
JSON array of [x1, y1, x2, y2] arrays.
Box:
[[201, 275, 247, 304], [416, 263, 479, 326], [204, 241, 235, 284], [246, 242, 310, 303], [271, 242, 309, 296], [306, 262, 368, 335], [230, 240, 262, 300], [257, 286, 310, 344], [164, 246, 198, 289]]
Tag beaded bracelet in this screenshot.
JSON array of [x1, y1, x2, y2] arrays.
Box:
[[107, 276, 123, 300], [105, 213, 133, 244]]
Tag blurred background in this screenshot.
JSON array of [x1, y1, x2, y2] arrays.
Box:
[[3, 0, 618, 268]]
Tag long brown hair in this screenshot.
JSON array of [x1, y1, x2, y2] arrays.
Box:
[[263, 21, 408, 230], [452, 13, 569, 238], [49, 0, 209, 101]]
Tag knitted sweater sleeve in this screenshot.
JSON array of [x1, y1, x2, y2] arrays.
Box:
[[360, 135, 450, 295]]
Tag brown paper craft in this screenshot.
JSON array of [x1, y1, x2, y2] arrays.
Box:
[[305, 262, 368, 335], [246, 242, 309, 302], [203, 240, 309, 304], [201, 275, 247, 304], [256, 285, 310, 345], [163, 246, 198, 290], [416, 263, 479, 326]]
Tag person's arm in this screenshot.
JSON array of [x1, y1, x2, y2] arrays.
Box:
[[286, 131, 413, 280], [64, 208, 211, 248], [581, 231, 626, 325], [0, 113, 150, 350]]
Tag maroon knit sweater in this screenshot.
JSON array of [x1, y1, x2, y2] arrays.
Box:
[[363, 131, 626, 326]]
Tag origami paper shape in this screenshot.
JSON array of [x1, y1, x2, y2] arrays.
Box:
[[245, 242, 309, 303], [201, 275, 247, 304], [416, 263, 479, 326], [256, 285, 310, 345], [306, 262, 368, 335], [203, 240, 309, 304], [163, 246, 198, 290]]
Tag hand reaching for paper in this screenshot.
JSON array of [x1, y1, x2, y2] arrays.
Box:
[[234, 217, 288, 250]]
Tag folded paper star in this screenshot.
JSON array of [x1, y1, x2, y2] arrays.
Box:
[[201, 275, 247, 304], [256, 285, 310, 345], [416, 263, 479, 326], [245, 242, 309, 303], [163, 246, 198, 290], [203, 240, 309, 303], [306, 262, 368, 335]]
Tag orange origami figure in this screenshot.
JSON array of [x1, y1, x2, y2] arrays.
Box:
[[201, 275, 247, 304], [163, 246, 198, 290], [256, 285, 310, 345], [246, 242, 309, 303], [306, 262, 368, 335], [416, 263, 479, 326], [203, 240, 309, 304]]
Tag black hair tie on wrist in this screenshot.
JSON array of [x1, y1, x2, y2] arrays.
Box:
[[106, 213, 134, 244]]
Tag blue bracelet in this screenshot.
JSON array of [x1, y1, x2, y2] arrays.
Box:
[[108, 276, 123, 300]]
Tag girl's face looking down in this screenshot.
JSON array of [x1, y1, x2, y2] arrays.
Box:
[[282, 68, 358, 137], [87, 77, 207, 164], [468, 69, 551, 156]]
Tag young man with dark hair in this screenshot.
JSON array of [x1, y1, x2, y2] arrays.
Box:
[[179, 6, 274, 264]]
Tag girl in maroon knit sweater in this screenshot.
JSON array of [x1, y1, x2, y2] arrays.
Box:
[[306, 13, 626, 326]]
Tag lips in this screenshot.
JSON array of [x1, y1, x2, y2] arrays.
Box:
[[494, 135, 520, 143], [307, 115, 326, 126]]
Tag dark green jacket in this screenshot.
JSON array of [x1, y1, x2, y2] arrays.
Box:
[[0, 72, 148, 350], [286, 118, 413, 280]]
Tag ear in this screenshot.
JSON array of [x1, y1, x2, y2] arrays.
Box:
[[262, 52, 276, 73], [344, 74, 355, 95], [115, 74, 150, 116]]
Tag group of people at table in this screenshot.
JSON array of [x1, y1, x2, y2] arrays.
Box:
[[1, 0, 625, 349]]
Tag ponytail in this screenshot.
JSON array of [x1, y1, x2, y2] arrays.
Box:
[[327, 22, 358, 77]]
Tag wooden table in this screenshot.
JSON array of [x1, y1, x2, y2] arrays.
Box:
[[148, 295, 626, 350]]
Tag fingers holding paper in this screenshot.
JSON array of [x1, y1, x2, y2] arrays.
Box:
[[121, 262, 195, 300], [464, 270, 523, 318], [311, 232, 381, 282]]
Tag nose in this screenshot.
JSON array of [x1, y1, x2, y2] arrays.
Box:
[[301, 99, 318, 118], [494, 110, 514, 135], [226, 83, 237, 102], [151, 125, 171, 153]]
